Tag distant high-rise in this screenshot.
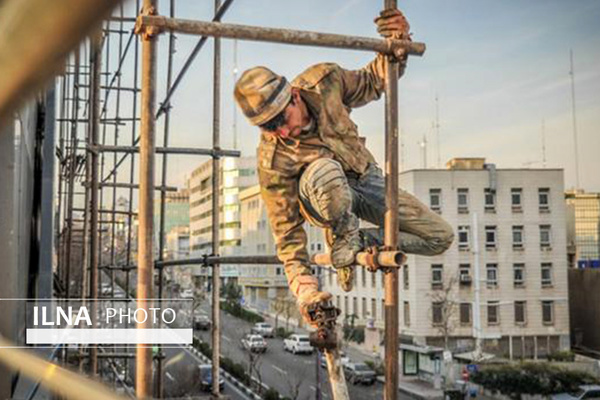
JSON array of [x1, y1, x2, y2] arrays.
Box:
[[566, 190, 600, 268]]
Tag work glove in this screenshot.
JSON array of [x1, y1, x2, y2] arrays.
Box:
[[297, 290, 333, 329], [375, 8, 412, 61]]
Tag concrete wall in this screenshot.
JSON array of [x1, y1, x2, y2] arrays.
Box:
[[569, 268, 600, 351]]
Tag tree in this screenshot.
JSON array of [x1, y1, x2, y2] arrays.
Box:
[[428, 274, 458, 350], [245, 348, 265, 395]]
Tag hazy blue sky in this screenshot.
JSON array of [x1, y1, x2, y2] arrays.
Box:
[[113, 0, 600, 193]]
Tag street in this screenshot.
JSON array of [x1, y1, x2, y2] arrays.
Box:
[[196, 303, 413, 400]]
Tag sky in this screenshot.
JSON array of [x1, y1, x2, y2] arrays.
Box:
[[108, 0, 600, 198]]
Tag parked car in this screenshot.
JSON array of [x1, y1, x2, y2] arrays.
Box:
[[194, 315, 211, 330], [181, 289, 193, 298], [344, 362, 376, 385], [198, 364, 225, 392], [319, 351, 350, 368], [283, 334, 313, 355], [250, 322, 274, 338], [552, 385, 600, 400], [240, 334, 267, 353]]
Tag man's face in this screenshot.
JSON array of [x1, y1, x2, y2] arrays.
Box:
[[271, 91, 306, 139]]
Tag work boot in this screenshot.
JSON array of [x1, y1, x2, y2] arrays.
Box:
[[297, 290, 333, 329], [327, 213, 361, 292]]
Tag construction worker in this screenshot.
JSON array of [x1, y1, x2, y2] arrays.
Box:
[[234, 9, 454, 326]]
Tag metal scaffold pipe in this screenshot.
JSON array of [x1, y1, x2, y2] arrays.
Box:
[[383, 0, 400, 399], [88, 31, 103, 377], [136, 16, 425, 57], [136, 0, 158, 396], [211, 0, 222, 396]]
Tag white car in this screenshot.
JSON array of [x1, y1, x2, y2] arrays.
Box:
[[250, 322, 274, 338], [320, 351, 350, 368], [552, 385, 600, 400], [283, 334, 313, 355], [181, 289, 193, 298], [240, 334, 267, 353]]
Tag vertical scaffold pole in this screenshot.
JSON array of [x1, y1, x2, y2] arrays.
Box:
[[89, 31, 102, 376], [383, 1, 400, 399], [137, 0, 157, 396], [211, 0, 222, 396]]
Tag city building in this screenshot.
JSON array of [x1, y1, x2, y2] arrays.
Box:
[[165, 226, 190, 261], [189, 156, 258, 286], [152, 188, 190, 255], [236, 184, 326, 317], [566, 190, 600, 268], [322, 158, 571, 359]]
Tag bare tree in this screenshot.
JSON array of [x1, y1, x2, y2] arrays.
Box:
[[280, 366, 305, 400], [245, 348, 265, 394], [428, 274, 458, 350]]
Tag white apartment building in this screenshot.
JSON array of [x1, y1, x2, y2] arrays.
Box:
[[237, 184, 326, 315], [323, 158, 570, 359], [189, 156, 257, 285]]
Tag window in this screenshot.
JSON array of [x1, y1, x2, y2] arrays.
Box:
[[371, 298, 376, 320], [484, 189, 496, 212], [459, 264, 472, 285], [511, 188, 523, 211], [404, 301, 410, 326], [430, 188, 442, 213], [486, 264, 498, 288], [540, 225, 552, 249], [371, 270, 376, 288], [541, 263, 553, 287], [460, 303, 472, 325], [542, 301, 554, 325], [512, 226, 524, 250], [361, 267, 366, 288], [431, 264, 443, 289], [487, 301, 500, 325], [352, 297, 357, 316], [344, 296, 349, 317], [538, 188, 550, 212], [381, 299, 385, 320], [432, 302, 444, 325], [403, 266, 409, 289], [457, 188, 469, 213], [328, 269, 332, 285], [513, 263, 525, 288], [362, 297, 367, 319], [458, 226, 470, 250], [277, 267, 283, 276], [514, 301, 527, 325], [485, 226, 497, 250], [336, 295, 341, 309]]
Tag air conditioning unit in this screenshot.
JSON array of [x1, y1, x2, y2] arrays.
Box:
[[460, 275, 472, 284]]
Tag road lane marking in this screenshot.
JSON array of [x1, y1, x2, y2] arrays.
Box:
[[166, 372, 175, 382], [222, 335, 231, 342], [272, 365, 288, 375]]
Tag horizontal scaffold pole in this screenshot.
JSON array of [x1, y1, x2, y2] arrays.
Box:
[[93, 145, 240, 157], [137, 16, 426, 56], [154, 250, 405, 269]]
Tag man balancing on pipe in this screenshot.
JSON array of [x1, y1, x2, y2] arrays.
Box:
[[234, 8, 453, 330]]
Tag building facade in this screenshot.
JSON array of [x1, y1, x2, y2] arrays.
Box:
[[237, 184, 326, 317], [152, 188, 190, 256], [566, 190, 600, 268], [322, 158, 571, 359], [189, 156, 258, 285]]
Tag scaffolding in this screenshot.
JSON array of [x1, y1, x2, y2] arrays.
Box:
[[47, 0, 425, 399]]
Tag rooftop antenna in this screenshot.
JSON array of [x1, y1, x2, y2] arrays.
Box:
[[434, 93, 441, 168], [542, 119, 547, 168], [418, 134, 427, 169], [233, 39, 239, 150], [569, 49, 580, 189]]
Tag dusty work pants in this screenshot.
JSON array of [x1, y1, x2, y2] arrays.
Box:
[[299, 159, 454, 256]]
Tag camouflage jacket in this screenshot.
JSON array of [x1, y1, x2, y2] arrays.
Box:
[[257, 54, 405, 286]]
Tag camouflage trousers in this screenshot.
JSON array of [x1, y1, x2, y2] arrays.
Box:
[[299, 159, 454, 256]]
